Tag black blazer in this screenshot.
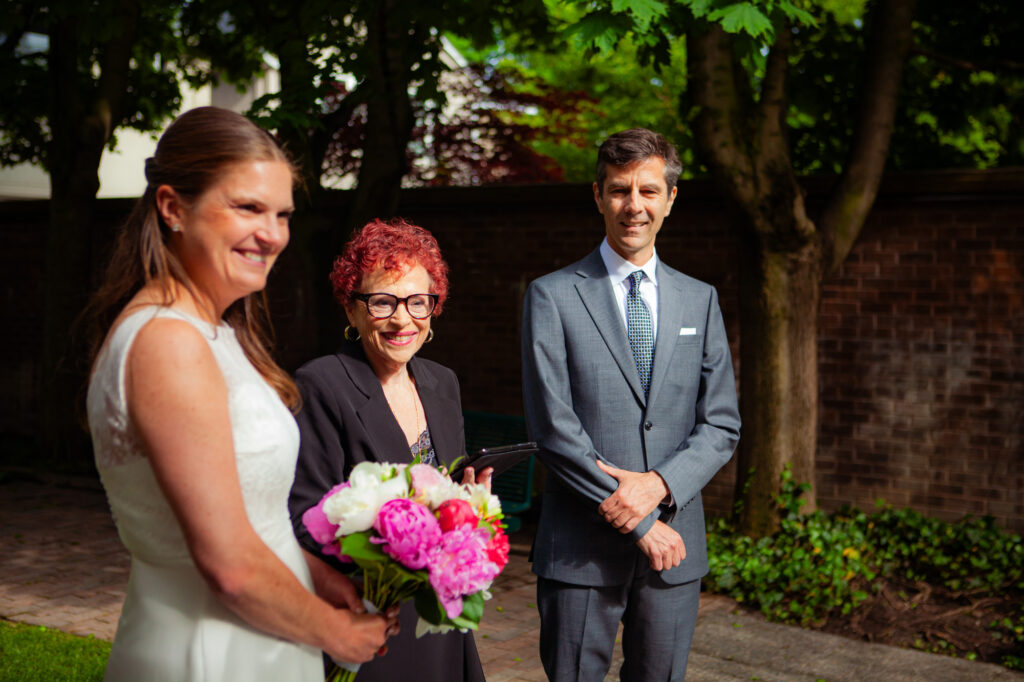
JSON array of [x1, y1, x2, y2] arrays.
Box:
[[288, 342, 466, 560], [287, 344, 482, 681]]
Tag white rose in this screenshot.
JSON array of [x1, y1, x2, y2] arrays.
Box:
[[376, 471, 410, 502], [323, 485, 381, 535], [348, 461, 392, 488]]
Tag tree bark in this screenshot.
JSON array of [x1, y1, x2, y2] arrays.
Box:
[[262, 27, 325, 368], [821, 0, 917, 272], [41, 0, 138, 463], [310, 0, 418, 356], [735, 237, 822, 536], [688, 22, 819, 534], [686, 0, 917, 535], [340, 0, 416, 241]]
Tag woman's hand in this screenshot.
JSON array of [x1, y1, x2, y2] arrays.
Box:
[[325, 609, 390, 664], [460, 465, 493, 492], [304, 552, 364, 612]]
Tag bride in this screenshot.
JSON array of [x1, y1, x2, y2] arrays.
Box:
[[84, 106, 395, 681]]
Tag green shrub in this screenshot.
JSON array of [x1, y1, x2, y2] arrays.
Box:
[[706, 467, 876, 624], [705, 466, 1024, 668]]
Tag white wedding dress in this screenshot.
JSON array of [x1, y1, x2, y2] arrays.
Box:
[[87, 306, 323, 681]]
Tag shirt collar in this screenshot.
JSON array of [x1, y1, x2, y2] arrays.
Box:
[[599, 238, 659, 287]]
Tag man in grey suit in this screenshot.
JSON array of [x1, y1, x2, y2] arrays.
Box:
[[521, 128, 741, 681]]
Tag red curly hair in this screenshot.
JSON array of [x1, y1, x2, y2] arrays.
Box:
[[330, 218, 450, 315]]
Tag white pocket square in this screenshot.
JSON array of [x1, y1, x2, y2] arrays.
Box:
[[679, 327, 697, 335]]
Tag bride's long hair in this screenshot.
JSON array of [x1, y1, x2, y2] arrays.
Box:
[[83, 106, 300, 410]]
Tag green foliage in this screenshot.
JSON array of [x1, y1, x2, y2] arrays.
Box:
[[787, 0, 1024, 173], [0, 621, 110, 682], [522, 0, 1024, 179], [706, 466, 1024, 667], [451, 4, 691, 183], [868, 505, 1024, 594], [0, 0, 230, 170], [340, 532, 390, 566], [707, 467, 878, 624], [561, 0, 819, 53]]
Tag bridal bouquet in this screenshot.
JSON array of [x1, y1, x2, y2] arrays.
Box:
[[302, 461, 510, 681]]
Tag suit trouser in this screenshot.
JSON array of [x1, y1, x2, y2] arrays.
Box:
[[537, 551, 700, 682]]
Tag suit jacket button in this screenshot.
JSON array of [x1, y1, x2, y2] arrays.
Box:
[[644, 421, 653, 431]]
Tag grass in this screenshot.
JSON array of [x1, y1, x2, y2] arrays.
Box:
[[0, 621, 109, 682]]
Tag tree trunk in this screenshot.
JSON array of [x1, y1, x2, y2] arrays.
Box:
[[735, 236, 822, 535], [312, 0, 417, 356], [686, 0, 916, 535], [340, 0, 416, 241], [263, 34, 324, 368], [41, 0, 138, 463]]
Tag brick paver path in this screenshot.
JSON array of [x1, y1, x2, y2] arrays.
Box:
[[0, 479, 128, 639], [1, 478, 739, 681]]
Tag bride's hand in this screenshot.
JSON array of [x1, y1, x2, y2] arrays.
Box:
[[327, 609, 390, 664], [319, 571, 364, 612], [304, 552, 366, 612], [460, 465, 493, 492]]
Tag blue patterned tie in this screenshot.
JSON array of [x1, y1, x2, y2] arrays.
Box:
[[626, 271, 653, 397]]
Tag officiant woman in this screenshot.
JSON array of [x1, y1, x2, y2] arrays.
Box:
[[289, 218, 489, 682]]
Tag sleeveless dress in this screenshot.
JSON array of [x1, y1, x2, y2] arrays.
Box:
[[87, 307, 323, 682]]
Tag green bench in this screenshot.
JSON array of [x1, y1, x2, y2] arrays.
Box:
[[462, 411, 535, 532]]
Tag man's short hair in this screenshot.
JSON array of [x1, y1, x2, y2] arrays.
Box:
[[595, 128, 682, 194]]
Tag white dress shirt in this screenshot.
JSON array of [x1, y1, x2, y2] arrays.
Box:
[[599, 238, 673, 505], [599, 238, 659, 340]]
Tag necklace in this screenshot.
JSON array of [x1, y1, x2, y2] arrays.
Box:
[[407, 374, 422, 452]]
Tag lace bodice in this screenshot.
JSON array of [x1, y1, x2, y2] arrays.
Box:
[[411, 428, 436, 465], [87, 306, 301, 565]]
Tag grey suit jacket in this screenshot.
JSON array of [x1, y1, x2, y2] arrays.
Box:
[[522, 248, 740, 586]]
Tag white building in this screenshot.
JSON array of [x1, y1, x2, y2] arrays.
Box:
[[0, 69, 279, 200], [0, 36, 469, 200]]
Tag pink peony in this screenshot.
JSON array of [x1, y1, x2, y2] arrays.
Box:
[[486, 525, 510, 571], [428, 527, 500, 619], [302, 482, 351, 558], [372, 498, 442, 570], [409, 463, 447, 504], [436, 499, 478, 532]]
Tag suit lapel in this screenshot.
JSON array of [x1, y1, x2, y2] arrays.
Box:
[[409, 358, 463, 465], [574, 249, 646, 404], [336, 345, 414, 464], [648, 267, 689, 407]]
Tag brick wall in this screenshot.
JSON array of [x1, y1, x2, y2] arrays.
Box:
[[1, 170, 1020, 531], [816, 176, 1023, 529]]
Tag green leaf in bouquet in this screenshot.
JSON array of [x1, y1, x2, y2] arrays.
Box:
[[341, 533, 388, 563], [459, 591, 485, 624], [414, 586, 447, 625], [445, 455, 465, 478], [383, 561, 430, 586], [443, 592, 485, 631], [447, 611, 480, 631]]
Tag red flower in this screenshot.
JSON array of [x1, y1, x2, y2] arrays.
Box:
[[436, 499, 478, 532], [486, 525, 510, 570]]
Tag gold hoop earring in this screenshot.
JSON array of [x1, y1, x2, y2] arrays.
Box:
[[425, 329, 435, 343], [344, 325, 361, 342]]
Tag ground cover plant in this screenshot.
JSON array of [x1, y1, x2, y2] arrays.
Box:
[[705, 468, 1024, 669], [0, 621, 109, 682]]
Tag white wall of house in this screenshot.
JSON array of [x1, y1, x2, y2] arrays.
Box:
[[0, 70, 280, 201], [1, 36, 466, 200]]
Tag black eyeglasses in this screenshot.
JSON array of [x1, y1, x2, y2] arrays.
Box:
[[352, 292, 439, 319]]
